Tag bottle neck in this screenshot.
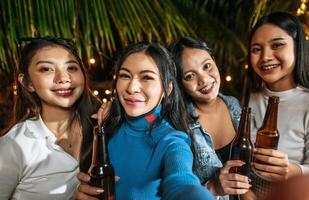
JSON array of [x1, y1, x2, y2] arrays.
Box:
[[91, 127, 109, 165], [261, 100, 278, 131], [234, 107, 251, 144]]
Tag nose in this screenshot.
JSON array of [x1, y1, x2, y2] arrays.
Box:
[[126, 78, 141, 94], [197, 72, 211, 86], [54, 70, 71, 84], [261, 47, 274, 62]]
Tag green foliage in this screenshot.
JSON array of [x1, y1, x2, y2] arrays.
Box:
[[0, 0, 193, 74]]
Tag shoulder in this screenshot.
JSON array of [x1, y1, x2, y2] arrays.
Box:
[[156, 124, 191, 145], [2, 120, 28, 140], [219, 93, 241, 110], [0, 122, 26, 168], [219, 93, 241, 123], [0, 118, 47, 159]]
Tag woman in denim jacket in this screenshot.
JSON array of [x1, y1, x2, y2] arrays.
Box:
[[170, 36, 251, 200]]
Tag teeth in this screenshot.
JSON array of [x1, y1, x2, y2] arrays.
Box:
[[200, 83, 214, 93], [55, 89, 72, 94], [261, 64, 279, 70]]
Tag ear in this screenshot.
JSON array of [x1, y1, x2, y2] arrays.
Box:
[[18, 73, 35, 92]]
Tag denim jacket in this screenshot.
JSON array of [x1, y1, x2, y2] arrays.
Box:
[[188, 93, 241, 184]]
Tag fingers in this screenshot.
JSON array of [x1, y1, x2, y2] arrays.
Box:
[[254, 148, 287, 159], [79, 184, 104, 195], [74, 172, 103, 200], [220, 160, 245, 174], [219, 160, 251, 195], [219, 173, 251, 195], [74, 184, 102, 200], [253, 148, 290, 182], [77, 172, 91, 183]]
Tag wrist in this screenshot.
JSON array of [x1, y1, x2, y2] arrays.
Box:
[[204, 180, 219, 196], [288, 162, 302, 178]]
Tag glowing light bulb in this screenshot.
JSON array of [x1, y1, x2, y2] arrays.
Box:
[[89, 58, 95, 64], [225, 75, 232, 82], [93, 90, 99, 96]]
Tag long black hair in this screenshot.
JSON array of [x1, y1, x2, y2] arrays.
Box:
[[248, 11, 309, 92], [3, 37, 100, 171], [104, 42, 190, 140]]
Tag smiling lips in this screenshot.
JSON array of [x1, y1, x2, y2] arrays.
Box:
[[259, 64, 280, 74], [199, 82, 214, 94], [53, 88, 74, 97], [124, 98, 145, 105]]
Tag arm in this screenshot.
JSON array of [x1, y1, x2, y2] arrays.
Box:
[[299, 128, 309, 173], [161, 134, 213, 200], [0, 137, 23, 199]]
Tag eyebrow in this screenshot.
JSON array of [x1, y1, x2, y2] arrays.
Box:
[[183, 58, 211, 74], [35, 60, 79, 65], [251, 37, 286, 46], [201, 58, 211, 65], [120, 67, 158, 75]]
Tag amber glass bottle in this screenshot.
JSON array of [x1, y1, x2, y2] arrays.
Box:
[[229, 107, 253, 175], [255, 96, 280, 150], [88, 126, 116, 200]]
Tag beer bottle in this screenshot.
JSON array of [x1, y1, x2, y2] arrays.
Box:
[[255, 96, 280, 149], [88, 126, 116, 200], [229, 107, 253, 175]]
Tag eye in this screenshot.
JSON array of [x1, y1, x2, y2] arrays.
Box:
[[119, 73, 130, 79], [272, 42, 284, 49], [38, 66, 53, 73], [203, 63, 211, 70], [142, 75, 155, 81], [67, 65, 79, 72], [251, 46, 261, 54], [184, 73, 195, 81]]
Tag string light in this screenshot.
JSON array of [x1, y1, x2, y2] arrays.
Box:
[[102, 98, 108, 103], [93, 90, 99, 96], [225, 75, 232, 82], [105, 89, 111, 95], [244, 64, 248, 69], [89, 58, 95, 64]]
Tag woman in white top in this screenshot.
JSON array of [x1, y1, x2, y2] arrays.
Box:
[[0, 37, 100, 200], [247, 12, 309, 198]]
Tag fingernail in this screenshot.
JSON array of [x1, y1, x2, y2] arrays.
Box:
[[96, 189, 104, 193]]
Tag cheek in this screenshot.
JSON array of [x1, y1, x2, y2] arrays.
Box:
[[250, 55, 259, 67], [182, 80, 196, 93]]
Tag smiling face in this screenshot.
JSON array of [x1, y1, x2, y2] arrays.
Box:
[[116, 52, 164, 117], [250, 23, 296, 91], [181, 47, 220, 104], [24, 46, 85, 111]]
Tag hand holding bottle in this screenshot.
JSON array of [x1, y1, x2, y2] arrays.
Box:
[[74, 172, 120, 200], [253, 148, 301, 181], [215, 160, 251, 195]]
